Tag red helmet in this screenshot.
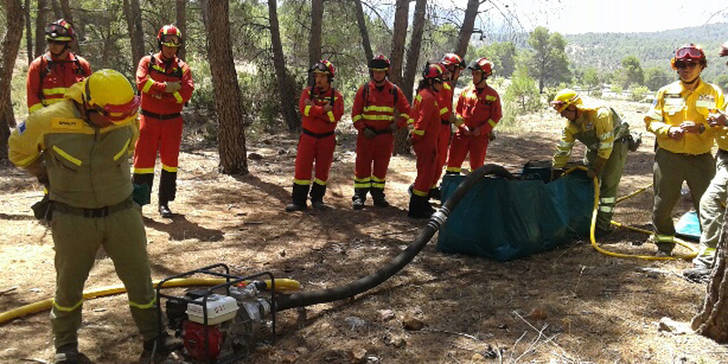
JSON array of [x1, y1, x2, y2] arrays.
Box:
[[468, 57, 493, 75], [310, 59, 335, 78], [719, 41, 728, 57], [422, 63, 444, 82], [369, 55, 391, 71], [45, 19, 74, 42], [157, 25, 183, 48], [441, 53, 465, 69], [671, 43, 706, 69]]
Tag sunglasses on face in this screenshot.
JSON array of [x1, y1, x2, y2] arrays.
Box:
[[676, 62, 698, 69]]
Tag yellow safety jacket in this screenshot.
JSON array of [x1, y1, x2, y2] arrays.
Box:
[[645, 79, 724, 155], [9, 82, 139, 209]]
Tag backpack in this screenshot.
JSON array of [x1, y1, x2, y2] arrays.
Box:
[[361, 81, 399, 108], [148, 54, 184, 79], [38, 54, 89, 102]]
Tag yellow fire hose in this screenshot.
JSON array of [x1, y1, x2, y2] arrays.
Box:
[[564, 166, 698, 261], [0, 277, 300, 325]]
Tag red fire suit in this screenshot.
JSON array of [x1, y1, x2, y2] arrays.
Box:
[[432, 81, 454, 187], [351, 80, 411, 193], [26, 52, 91, 113], [411, 88, 441, 196], [446, 84, 502, 173], [133, 52, 194, 205], [293, 86, 344, 187]]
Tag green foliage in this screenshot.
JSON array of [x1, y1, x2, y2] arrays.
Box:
[[503, 65, 541, 126], [644, 67, 673, 91], [712, 74, 728, 93], [610, 84, 623, 95], [629, 84, 649, 101], [582, 67, 600, 93], [526, 27, 570, 92], [616, 55, 644, 88], [471, 41, 516, 77]]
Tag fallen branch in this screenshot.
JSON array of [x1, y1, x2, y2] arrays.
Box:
[[0, 286, 18, 295]]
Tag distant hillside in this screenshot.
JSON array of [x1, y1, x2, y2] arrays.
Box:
[[564, 23, 728, 83]]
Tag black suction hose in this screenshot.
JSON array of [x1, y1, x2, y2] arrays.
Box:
[[275, 164, 513, 311]]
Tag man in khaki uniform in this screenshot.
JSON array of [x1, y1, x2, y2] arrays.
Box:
[[644, 44, 723, 256], [684, 42, 728, 281], [550, 89, 630, 236], [9, 69, 175, 363]]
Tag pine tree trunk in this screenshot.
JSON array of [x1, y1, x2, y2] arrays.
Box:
[[402, 0, 426, 103], [390, 0, 410, 156], [58, 0, 78, 53], [24, 0, 32, 64], [123, 0, 145, 67], [34, 0, 48, 58], [49, 0, 60, 18], [175, 0, 186, 60], [307, 0, 323, 86], [268, 0, 300, 131], [691, 213, 728, 343], [1, 0, 24, 161], [353, 0, 372, 63], [455, 0, 479, 58], [202, 0, 248, 175]]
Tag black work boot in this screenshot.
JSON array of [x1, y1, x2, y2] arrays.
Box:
[[408, 195, 431, 219], [54, 343, 91, 364], [158, 203, 173, 218], [286, 183, 310, 212], [309, 183, 328, 209], [683, 267, 712, 283], [138, 332, 182, 364], [132, 173, 154, 206], [428, 187, 441, 201], [370, 188, 390, 208], [352, 187, 368, 210]]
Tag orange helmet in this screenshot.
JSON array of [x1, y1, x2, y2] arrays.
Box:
[[422, 63, 444, 82], [45, 19, 74, 42], [468, 57, 493, 76], [310, 59, 335, 78], [441, 53, 465, 69], [157, 25, 183, 48], [368, 55, 390, 71]]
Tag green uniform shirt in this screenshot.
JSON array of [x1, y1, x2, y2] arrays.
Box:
[[553, 106, 620, 168], [9, 82, 139, 208]]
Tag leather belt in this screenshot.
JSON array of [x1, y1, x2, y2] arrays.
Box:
[[141, 110, 181, 120], [302, 128, 334, 138], [52, 196, 134, 218]]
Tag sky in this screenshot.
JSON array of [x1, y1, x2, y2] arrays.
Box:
[[433, 0, 728, 34]]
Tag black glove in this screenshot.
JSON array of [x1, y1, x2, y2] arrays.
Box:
[[363, 127, 377, 139], [132, 183, 151, 206]]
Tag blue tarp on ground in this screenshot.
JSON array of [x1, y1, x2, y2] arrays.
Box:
[[437, 171, 594, 261], [675, 210, 701, 241]]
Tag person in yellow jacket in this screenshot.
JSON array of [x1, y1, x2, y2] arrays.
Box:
[[550, 89, 630, 236], [644, 44, 723, 256], [8, 70, 176, 363]]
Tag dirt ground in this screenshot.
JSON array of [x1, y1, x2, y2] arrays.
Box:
[[2, 98, 728, 363]]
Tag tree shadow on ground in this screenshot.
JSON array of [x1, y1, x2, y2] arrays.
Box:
[[143, 215, 224, 242]]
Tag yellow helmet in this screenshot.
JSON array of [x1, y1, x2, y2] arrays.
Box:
[[82, 69, 140, 125], [550, 88, 582, 113]]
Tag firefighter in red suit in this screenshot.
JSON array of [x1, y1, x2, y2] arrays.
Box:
[[27, 19, 91, 114], [351, 55, 412, 209], [132, 25, 194, 218], [285, 60, 344, 212], [409, 64, 445, 218], [431, 53, 465, 198], [445, 57, 502, 175]]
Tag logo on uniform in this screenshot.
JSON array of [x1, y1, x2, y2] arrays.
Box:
[[696, 94, 716, 109], [18, 121, 26, 135]]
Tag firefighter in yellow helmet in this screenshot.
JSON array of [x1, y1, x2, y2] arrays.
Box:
[[8, 69, 178, 363], [550, 89, 630, 236], [683, 42, 728, 281], [644, 43, 724, 256]]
